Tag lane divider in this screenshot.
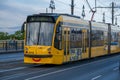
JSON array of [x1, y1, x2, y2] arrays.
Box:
[[25, 64, 84, 80], [91, 75, 102, 80], [113, 67, 119, 71], [0, 67, 26, 73], [25, 55, 120, 80], [1, 68, 55, 80]]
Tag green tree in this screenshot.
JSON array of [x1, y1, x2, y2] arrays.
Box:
[[14, 30, 24, 40], [0, 30, 24, 40], [0, 32, 9, 40], [9, 34, 15, 39]]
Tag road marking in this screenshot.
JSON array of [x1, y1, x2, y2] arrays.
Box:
[[1, 73, 25, 80], [113, 67, 119, 71], [2, 68, 53, 80], [25, 65, 86, 80], [0, 67, 26, 73], [0, 61, 23, 66], [91, 75, 102, 80], [25, 55, 120, 80], [0, 58, 23, 62]]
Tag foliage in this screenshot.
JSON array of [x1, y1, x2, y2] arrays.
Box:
[[0, 30, 24, 40], [14, 30, 24, 40]]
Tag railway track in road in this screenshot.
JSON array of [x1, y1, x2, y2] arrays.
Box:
[[0, 53, 120, 80], [0, 60, 23, 66], [0, 59, 59, 80]]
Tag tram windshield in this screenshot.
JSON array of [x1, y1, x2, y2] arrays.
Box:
[[26, 22, 54, 46]]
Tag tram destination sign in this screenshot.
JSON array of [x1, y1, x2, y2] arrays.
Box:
[[27, 16, 54, 22]]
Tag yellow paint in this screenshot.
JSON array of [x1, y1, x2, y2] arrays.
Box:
[[110, 45, 120, 54], [81, 48, 89, 59], [24, 57, 52, 64], [24, 16, 64, 64], [91, 46, 108, 57], [24, 15, 120, 65]]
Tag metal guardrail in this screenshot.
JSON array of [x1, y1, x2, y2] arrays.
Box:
[[0, 40, 24, 53]]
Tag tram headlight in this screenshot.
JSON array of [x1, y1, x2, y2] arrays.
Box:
[[48, 48, 51, 52], [25, 47, 28, 51], [25, 47, 28, 53], [48, 48, 51, 54]]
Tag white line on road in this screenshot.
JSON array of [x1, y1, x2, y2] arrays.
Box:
[[113, 67, 119, 71], [25, 55, 120, 80], [0, 60, 23, 65], [91, 75, 102, 80], [0, 67, 26, 73], [2, 68, 54, 80], [25, 65, 85, 80]]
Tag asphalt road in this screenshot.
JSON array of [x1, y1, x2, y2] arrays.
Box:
[[0, 52, 23, 62], [0, 52, 120, 80]]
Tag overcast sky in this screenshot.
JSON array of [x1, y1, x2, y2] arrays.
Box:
[[0, 0, 120, 33]]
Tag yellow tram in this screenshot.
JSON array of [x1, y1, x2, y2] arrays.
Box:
[[22, 13, 120, 64]]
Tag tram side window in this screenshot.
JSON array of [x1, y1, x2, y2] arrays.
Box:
[[70, 28, 76, 48], [118, 32, 120, 47], [111, 32, 118, 42], [111, 32, 118, 45], [92, 30, 104, 47], [70, 28, 82, 48], [54, 23, 62, 49], [76, 29, 82, 48]]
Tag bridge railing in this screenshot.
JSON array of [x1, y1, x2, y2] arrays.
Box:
[[0, 40, 24, 53]]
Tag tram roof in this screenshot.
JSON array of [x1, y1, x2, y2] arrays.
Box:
[[29, 13, 80, 19]]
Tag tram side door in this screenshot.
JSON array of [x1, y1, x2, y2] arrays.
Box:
[[82, 29, 87, 54], [63, 27, 70, 62]]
